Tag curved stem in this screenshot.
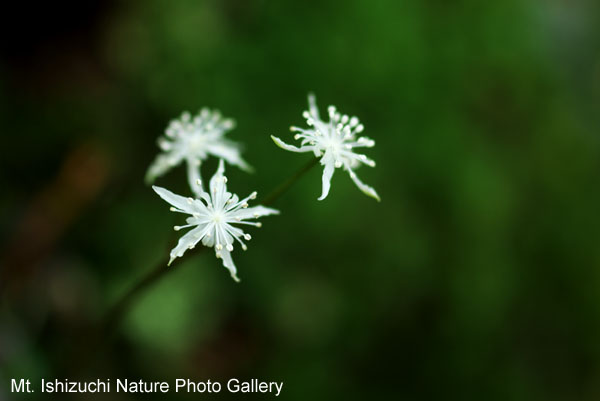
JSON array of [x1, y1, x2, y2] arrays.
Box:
[[101, 157, 318, 334], [260, 157, 319, 206], [102, 255, 169, 333]]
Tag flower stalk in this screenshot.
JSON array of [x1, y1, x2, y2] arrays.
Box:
[[102, 158, 318, 333], [271, 94, 380, 201]]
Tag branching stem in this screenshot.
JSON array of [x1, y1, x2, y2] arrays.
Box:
[[101, 157, 318, 334]]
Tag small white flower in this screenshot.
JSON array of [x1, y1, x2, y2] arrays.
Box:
[[271, 94, 380, 201], [146, 108, 251, 189], [152, 159, 279, 282]]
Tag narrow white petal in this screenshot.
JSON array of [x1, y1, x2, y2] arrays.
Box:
[[271, 136, 314, 153], [219, 249, 240, 282], [308, 93, 320, 119], [186, 158, 206, 198], [318, 158, 336, 201], [206, 141, 253, 172], [201, 224, 216, 247], [209, 159, 226, 195], [231, 205, 280, 220], [168, 225, 206, 265], [346, 168, 380, 201], [209, 161, 233, 210], [145, 153, 182, 184], [153, 186, 196, 212]]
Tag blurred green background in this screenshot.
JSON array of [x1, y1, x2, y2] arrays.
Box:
[[1, 0, 600, 400]]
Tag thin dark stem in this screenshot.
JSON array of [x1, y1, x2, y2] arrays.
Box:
[[102, 255, 170, 333], [260, 157, 319, 206], [100, 157, 318, 335], [100, 246, 207, 336]]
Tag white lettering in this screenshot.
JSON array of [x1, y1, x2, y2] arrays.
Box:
[[227, 379, 283, 396], [116, 379, 168, 393], [175, 378, 221, 392], [11, 379, 31, 393]]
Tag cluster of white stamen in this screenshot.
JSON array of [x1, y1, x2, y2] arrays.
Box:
[[291, 104, 375, 169], [152, 160, 278, 282], [271, 94, 380, 201], [145, 108, 251, 186], [158, 109, 234, 155]]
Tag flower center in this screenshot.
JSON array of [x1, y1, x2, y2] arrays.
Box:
[[211, 210, 224, 223], [188, 135, 206, 151], [323, 132, 343, 150]]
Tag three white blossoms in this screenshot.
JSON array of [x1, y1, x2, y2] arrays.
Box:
[[147, 94, 380, 282]]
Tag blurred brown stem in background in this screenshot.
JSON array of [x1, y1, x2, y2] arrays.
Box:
[[0, 143, 109, 303], [101, 253, 187, 334]]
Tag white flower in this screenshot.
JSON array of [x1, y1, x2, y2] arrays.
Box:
[[152, 159, 279, 282], [271, 94, 380, 201], [146, 108, 251, 190]]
